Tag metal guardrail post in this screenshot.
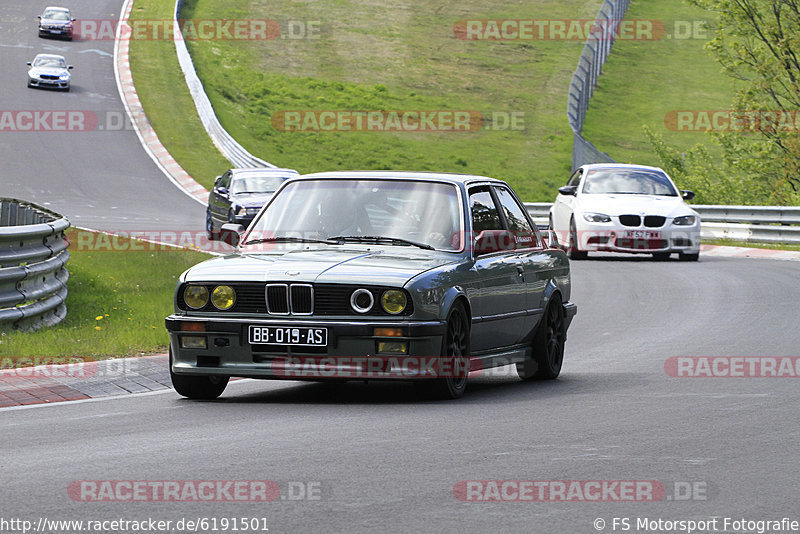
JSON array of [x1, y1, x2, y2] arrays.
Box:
[[0, 199, 70, 331]]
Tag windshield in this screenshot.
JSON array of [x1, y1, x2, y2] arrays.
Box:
[[43, 10, 70, 21], [245, 179, 463, 251], [230, 174, 289, 194], [33, 56, 67, 68], [582, 169, 678, 196]]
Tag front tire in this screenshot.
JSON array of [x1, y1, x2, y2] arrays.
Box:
[[679, 252, 699, 261], [416, 301, 469, 400], [568, 218, 588, 260], [170, 349, 229, 400], [652, 252, 670, 261], [517, 293, 565, 380], [206, 210, 216, 240]]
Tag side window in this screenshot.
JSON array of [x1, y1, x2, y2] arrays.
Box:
[[221, 172, 232, 190], [493, 187, 539, 249], [469, 189, 503, 233], [567, 169, 582, 187]]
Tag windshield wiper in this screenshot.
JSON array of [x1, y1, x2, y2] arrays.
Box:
[[328, 235, 434, 250], [242, 236, 338, 246]]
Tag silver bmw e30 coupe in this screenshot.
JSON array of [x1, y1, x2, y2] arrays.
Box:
[[166, 171, 577, 400]]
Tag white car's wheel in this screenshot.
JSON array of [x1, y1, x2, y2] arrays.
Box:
[[568, 218, 588, 260]]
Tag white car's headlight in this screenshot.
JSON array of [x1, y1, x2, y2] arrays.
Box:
[[673, 215, 696, 226], [583, 212, 612, 223], [59, 74, 70, 80], [235, 206, 247, 216]]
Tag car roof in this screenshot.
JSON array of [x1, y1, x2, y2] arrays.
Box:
[[43, 6, 70, 13], [580, 163, 667, 174], [229, 168, 299, 176], [295, 170, 506, 187]]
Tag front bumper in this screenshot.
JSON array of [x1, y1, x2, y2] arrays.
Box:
[[166, 315, 448, 380], [39, 26, 73, 38], [28, 77, 70, 89], [572, 222, 701, 254]]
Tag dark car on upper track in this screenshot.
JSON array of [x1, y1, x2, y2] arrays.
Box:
[[206, 168, 299, 239], [37, 6, 75, 40], [168, 171, 577, 400]]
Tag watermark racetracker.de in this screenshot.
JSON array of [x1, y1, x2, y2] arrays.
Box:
[[453, 19, 713, 41]]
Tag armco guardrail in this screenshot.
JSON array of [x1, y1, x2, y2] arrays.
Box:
[[567, 0, 629, 170], [524, 202, 800, 245], [173, 0, 274, 169], [0, 199, 70, 331]]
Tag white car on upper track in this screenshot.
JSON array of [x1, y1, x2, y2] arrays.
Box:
[[550, 163, 701, 261]]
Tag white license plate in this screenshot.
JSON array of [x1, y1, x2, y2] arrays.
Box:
[[623, 230, 661, 239], [249, 325, 327, 346]]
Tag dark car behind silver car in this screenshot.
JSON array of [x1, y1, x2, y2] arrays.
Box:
[[206, 168, 299, 239], [38, 6, 75, 40]]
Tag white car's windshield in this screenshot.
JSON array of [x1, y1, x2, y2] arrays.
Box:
[[582, 169, 678, 196], [245, 179, 463, 251], [33, 56, 66, 68], [230, 175, 289, 194]]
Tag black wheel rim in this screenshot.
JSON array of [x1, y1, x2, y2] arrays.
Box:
[[545, 304, 565, 372], [446, 309, 469, 388]]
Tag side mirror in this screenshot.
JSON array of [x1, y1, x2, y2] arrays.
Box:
[[37, 15, 42, 19], [558, 185, 577, 196], [217, 186, 228, 196], [681, 190, 695, 201], [68, 65, 74, 70], [220, 223, 244, 247], [26, 62, 32, 66], [541, 228, 560, 249], [474, 230, 516, 255]]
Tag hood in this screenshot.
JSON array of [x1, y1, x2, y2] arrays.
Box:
[[30, 67, 69, 77], [41, 18, 71, 26], [577, 194, 697, 218], [232, 192, 275, 208], [182, 245, 459, 287]]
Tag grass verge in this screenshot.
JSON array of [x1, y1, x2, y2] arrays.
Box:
[[581, 0, 737, 168], [0, 230, 209, 363], [132, 0, 613, 201], [702, 239, 800, 252], [128, 0, 230, 188]]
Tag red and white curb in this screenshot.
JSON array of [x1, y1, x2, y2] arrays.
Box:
[[700, 244, 800, 261], [113, 0, 209, 205]]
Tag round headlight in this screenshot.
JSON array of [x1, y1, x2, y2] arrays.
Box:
[[211, 285, 236, 310], [184, 285, 209, 309], [381, 290, 407, 315], [350, 289, 374, 314]]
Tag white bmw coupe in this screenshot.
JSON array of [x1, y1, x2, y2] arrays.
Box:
[[550, 163, 701, 261]]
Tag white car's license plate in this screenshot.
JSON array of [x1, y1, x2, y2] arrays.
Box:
[[623, 230, 662, 239], [249, 325, 327, 346]]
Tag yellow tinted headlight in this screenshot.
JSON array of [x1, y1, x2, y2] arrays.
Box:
[[211, 285, 236, 310], [381, 290, 407, 315], [184, 286, 209, 309]]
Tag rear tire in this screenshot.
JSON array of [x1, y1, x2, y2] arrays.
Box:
[[652, 252, 670, 261], [206, 210, 216, 240], [517, 293, 565, 380], [170, 348, 229, 400], [568, 219, 588, 260], [679, 252, 699, 261], [416, 302, 469, 400]]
